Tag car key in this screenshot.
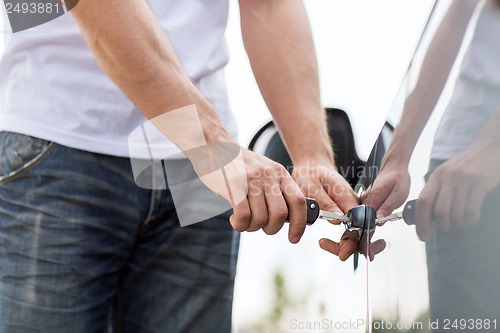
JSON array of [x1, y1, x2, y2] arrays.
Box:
[[291, 198, 417, 226], [374, 199, 417, 226], [288, 198, 350, 225]]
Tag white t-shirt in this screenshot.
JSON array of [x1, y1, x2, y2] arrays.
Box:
[[431, 0, 500, 160], [0, 0, 237, 159]]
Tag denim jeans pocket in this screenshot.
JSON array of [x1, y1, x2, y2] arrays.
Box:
[[0, 131, 54, 183]]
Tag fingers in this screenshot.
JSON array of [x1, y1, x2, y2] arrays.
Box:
[[262, 182, 288, 235], [368, 239, 387, 261], [230, 199, 251, 232], [433, 184, 453, 233], [293, 171, 344, 215], [325, 230, 358, 261], [245, 180, 269, 232], [319, 231, 386, 261], [319, 235, 358, 261], [229, 154, 308, 242], [281, 176, 307, 243], [315, 189, 342, 215], [292, 164, 360, 219], [322, 172, 359, 213], [451, 186, 468, 228], [377, 188, 409, 218], [361, 182, 391, 212], [466, 188, 485, 226], [338, 229, 361, 261], [416, 169, 487, 241], [358, 230, 386, 261], [318, 238, 341, 256], [416, 175, 439, 241], [362, 172, 410, 218]]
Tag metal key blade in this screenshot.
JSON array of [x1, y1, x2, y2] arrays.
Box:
[[374, 199, 417, 226], [375, 211, 403, 226], [317, 210, 351, 224]]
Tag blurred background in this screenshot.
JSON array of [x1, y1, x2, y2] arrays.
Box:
[[0, 1, 465, 332]]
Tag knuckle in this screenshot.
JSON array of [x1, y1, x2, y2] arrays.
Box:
[[294, 194, 306, 206], [417, 197, 431, 211], [263, 166, 275, 178], [232, 224, 247, 232], [273, 163, 287, 176], [263, 224, 281, 235], [433, 166, 445, 178], [274, 207, 289, 220], [247, 170, 261, 182], [231, 219, 248, 232], [323, 203, 338, 212], [238, 209, 251, 223], [378, 205, 390, 215], [252, 214, 269, 228], [262, 228, 274, 235]]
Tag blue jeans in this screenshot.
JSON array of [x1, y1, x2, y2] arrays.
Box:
[[0, 132, 239, 333]]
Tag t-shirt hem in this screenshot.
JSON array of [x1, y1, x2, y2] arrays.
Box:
[[0, 117, 183, 159]]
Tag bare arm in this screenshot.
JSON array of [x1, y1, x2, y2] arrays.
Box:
[[384, 0, 479, 165], [362, 0, 479, 217], [239, 0, 331, 165], [71, 0, 232, 149], [239, 0, 358, 215], [70, 0, 310, 243]]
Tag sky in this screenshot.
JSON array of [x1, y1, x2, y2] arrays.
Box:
[[0, 1, 452, 331]]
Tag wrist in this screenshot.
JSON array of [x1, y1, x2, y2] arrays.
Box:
[[289, 134, 334, 168], [292, 155, 336, 174], [380, 147, 411, 170], [201, 117, 236, 145]]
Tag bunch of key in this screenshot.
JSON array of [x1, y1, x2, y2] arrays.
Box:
[[301, 198, 416, 228]]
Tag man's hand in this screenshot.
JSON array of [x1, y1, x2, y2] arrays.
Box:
[[361, 158, 411, 217], [70, 0, 356, 243], [230, 149, 307, 244], [316, 156, 408, 261], [185, 140, 308, 243], [292, 160, 359, 216], [319, 229, 386, 261], [416, 139, 500, 241], [291, 159, 366, 259], [239, 0, 363, 241]]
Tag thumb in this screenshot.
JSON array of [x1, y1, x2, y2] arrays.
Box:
[[315, 190, 343, 216], [361, 182, 391, 211]]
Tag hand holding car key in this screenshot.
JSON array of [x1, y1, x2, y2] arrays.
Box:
[[289, 198, 417, 266]]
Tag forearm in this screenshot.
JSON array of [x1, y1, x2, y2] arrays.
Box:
[[385, 0, 479, 165], [239, 0, 332, 166], [70, 0, 314, 240], [71, 0, 234, 150]]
